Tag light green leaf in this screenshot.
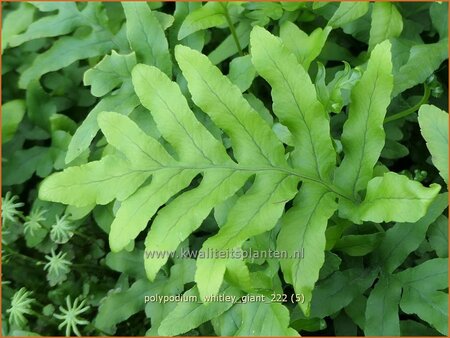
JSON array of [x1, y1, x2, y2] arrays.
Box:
[[132, 63, 231, 164], [393, 39, 448, 97], [398, 259, 448, 333], [358, 172, 441, 223], [19, 29, 116, 88], [175, 43, 299, 301], [277, 183, 337, 316], [1, 3, 35, 52], [39, 155, 150, 207], [365, 276, 402, 335], [224, 259, 253, 292], [235, 302, 299, 336], [315, 61, 362, 114], [109, 171, 195, 253], [154, 11, 174, 31], [280, 22, 331, 70], [2, 100, 26, 143], [244, 2, 283, 26], [143, 170, 249, 280], [369, 3, 403, 51], [195, 173, 298, 300], [418, 104, 448, 184], [211, 305, 242, 336], [122, 2, 172, 76], [175, 44, 286, 167], [245, 93, 273, 126], [170, 2, 206, 53], [373, 193, 448, 273], [158, 285, 241, 336], [84, 51, 137, 97], [250, 26, 335, 181], [334, 40, 393, 198], [272, 123, 293, 146], [228, 55, 255, 92], [131, 63, 256, 279], [65, 83, 140, 163], [213, 301, 298, 336], [97, 111, 175, 169], [44, 50, 315, 289], [8, 3, 83, 47], [145, 260, 196, 335], [328, 2, 369, 28], [97, 111, 197, 252], [178, 2, 226, 40], [325, 222, 347, 251]]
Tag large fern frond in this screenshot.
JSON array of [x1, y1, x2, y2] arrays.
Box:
[[40, 26, 440, 313]]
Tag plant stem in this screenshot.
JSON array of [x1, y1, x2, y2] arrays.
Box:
[[374, 223, 385, 233], [3, 246, 44, 265], [30, 309, 55, 324], [384, 84, 431, 124], [220, 3, 243, 56], [73, 230, 104, 250]]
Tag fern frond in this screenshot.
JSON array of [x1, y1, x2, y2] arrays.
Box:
[[40, 26, 441, 312]]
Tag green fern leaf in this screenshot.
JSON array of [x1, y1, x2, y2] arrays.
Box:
[[279, 22, 331, 71], [250, 26, 335, 181], [334, 40, 393, 198], [365, 276, 402, 335], [174, 44, 299, 299], [397, 258, 448, 335], [368, 3, 403, 51], [234, 302, 299, 336], [84, 51, 137, 98], [418, 104, 449, 184], [39, 155, 149, 207], [328, 2, 369, 28], [178, 2, 227, 40], [277, 183, 337, 316], [8, 3, 89, 47], [65, 83, 139, 163], [39, 26, 442, 316], [214, 300, 300, 336], [122, 2, 172, 76], [158, 285, 241, 336], [357, 172, 440, 223]]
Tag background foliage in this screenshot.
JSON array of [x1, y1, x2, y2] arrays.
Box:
[[2, 1, 448, 336]]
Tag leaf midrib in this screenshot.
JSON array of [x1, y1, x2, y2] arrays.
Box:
[[349, 65, 380, 197], [293, 189, 332, 284], [182, 55, 279, 167], [136, 67, 216, 165], [260, 44, 326, 181], [47, 163, 353, 201]]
